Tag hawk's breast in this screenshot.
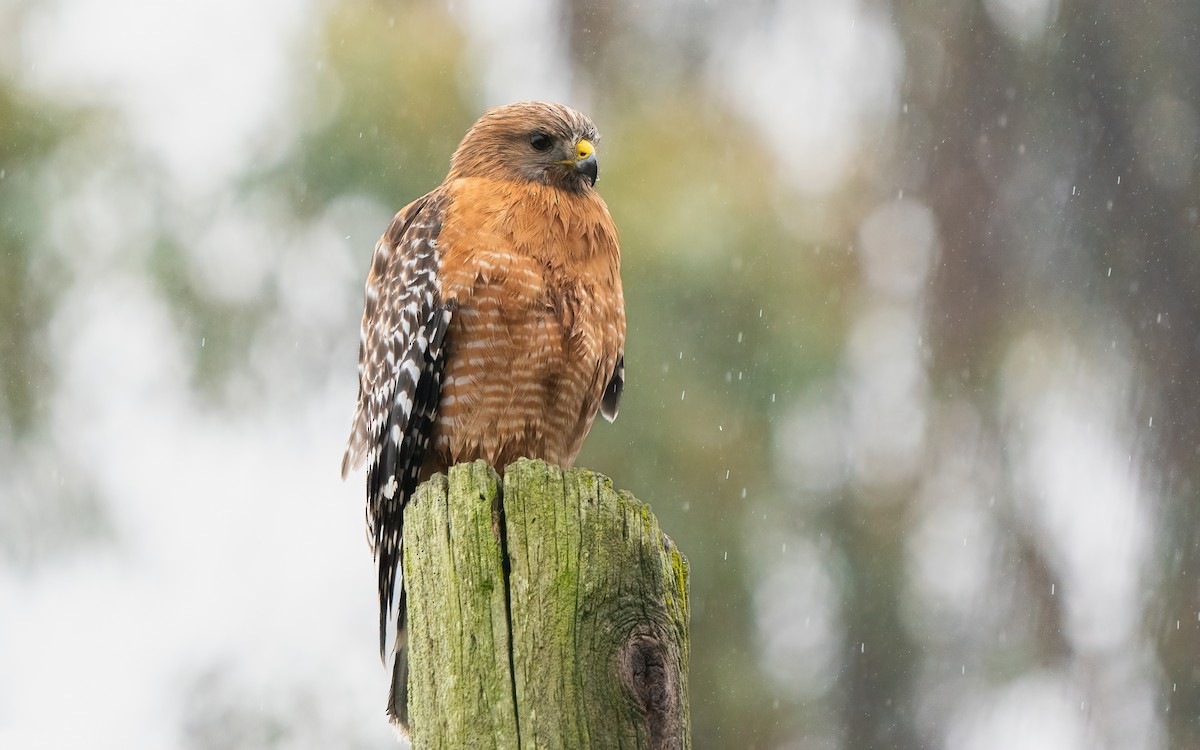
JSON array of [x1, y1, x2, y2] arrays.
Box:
[[423, 177, 624, 474]]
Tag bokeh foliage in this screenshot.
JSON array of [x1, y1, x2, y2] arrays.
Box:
[[3, 0, 1200, 748], [0, 85, 81, 436]]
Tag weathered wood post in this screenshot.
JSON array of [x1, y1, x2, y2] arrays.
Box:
[[402, 458, 690, 749]]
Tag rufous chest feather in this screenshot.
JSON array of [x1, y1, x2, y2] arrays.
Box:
[[424, 177, 624, 467], [436, 177, 623, 350]]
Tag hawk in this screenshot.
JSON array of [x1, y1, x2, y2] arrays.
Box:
[[341, 101, 626, 729]]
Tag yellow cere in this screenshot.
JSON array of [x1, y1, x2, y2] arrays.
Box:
[[576, 139, 594, 161]]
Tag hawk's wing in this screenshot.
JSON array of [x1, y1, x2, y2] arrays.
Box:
[[342, 190, 454, 657], [600, 354, 624, 422]]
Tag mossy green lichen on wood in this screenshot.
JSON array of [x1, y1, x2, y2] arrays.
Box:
[[404, 461, 517, 748], [403, 459, 691, 749]]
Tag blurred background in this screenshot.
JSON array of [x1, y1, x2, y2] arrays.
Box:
[[1, 0, 1198, 747]]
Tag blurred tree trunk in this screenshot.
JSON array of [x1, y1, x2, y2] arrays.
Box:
[[896, 1, 1200, 746], [403, 459, 691, 749], [1069, 5, 1200, 745]]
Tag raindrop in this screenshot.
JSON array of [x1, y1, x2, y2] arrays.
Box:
[[1072, 185, 1077, 196], [741, 488, 747, 498], [781, 542, 787, 553], [1018, 143, 1026, 155], [724, 470, 730, 479], [723, 551, 728, 561], [0, 169, 5, 179], [770, 393, 776, 403], [1117, 175, 1122, 185], [201, 337, 206, 348], [1107, 267, 1112, 277], [1150, 417, 1154, 428], [681, 390, 686, 400], [1051, 583, 1056, 595], [737, 332, 743, 343], [961, 665, 966, 675], [860, 643, 865, 654]]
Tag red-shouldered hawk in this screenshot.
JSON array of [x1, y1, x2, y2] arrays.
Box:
[[341, 101, 625, 729]]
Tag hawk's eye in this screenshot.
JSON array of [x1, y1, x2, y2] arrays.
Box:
[[529, 132, 553, 152]]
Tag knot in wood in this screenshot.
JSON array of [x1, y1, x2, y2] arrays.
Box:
[[621, 632, 681, 749]]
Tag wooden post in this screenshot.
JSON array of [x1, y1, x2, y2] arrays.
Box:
[[403, 459, 690, 749]]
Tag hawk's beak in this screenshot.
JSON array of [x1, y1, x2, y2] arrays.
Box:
[[574, 139, 599, 186]]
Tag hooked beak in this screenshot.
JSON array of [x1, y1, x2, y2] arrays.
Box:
[[572, 139, 599, 186]]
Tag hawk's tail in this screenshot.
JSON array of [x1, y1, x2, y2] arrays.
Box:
[[386, 590, 410, 730]]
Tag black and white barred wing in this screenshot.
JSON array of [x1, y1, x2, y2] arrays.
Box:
[[341, 191, 453, 656]]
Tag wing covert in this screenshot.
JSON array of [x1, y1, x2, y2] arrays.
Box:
[[341, 190, 453, 656], [600, 354, 624, 422]]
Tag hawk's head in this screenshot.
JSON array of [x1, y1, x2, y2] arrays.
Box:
[[448, 101, 601, 192]]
